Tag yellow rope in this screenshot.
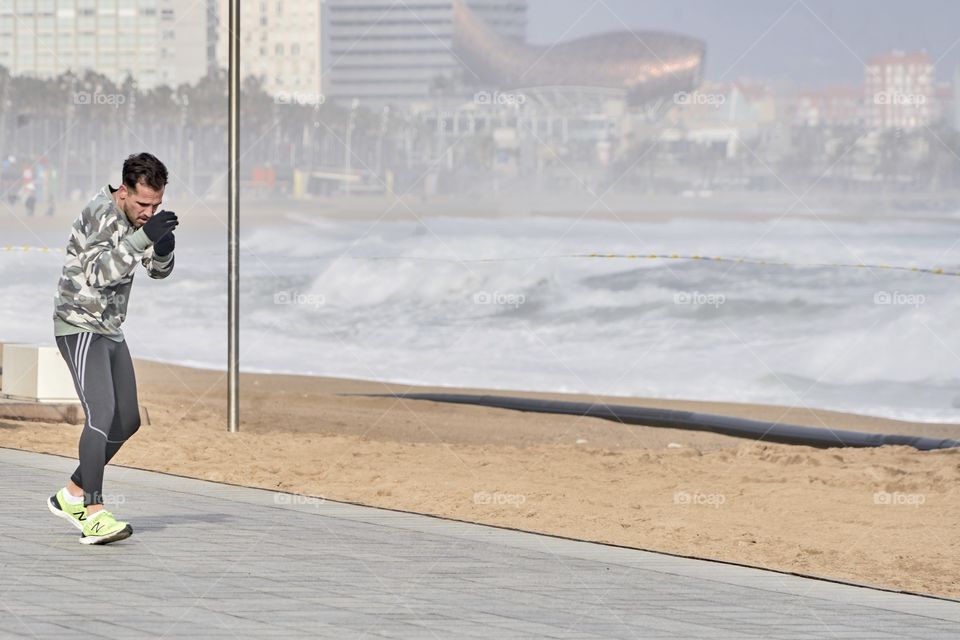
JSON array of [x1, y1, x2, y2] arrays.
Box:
[[1, 245, 63, 253]]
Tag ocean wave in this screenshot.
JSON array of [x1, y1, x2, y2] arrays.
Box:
[[3, 215, 959, 422]]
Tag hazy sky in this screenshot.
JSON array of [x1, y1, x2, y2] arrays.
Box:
[[526, 0, 960, 87]]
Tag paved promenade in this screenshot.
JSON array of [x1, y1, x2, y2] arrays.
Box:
[[2, 447, 958, 639]]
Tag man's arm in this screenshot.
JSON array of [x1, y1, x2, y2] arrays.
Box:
[[77, 206, 152, 288], [142, 246, 175, 279], [143, 228, 175, 279]]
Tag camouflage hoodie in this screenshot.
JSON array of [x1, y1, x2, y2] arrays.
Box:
[[53, 185, 174, 341]]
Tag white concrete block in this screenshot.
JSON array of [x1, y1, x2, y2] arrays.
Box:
[[1, 343, 80, 403]]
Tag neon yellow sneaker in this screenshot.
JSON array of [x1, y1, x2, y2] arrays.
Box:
[[79, 510, 133, 545], [47, 489, 87, 531]]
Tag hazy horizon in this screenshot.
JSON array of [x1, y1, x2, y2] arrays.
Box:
[[528, 0, 960, 86]]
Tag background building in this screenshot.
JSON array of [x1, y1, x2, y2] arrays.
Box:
[[0, 0, 213, 89], [795, 86, 863, 128], [324, 0, 528, 105], [215, 0, 323, 102], [324, 0, 703, 111], [865, 50, 933, 129]]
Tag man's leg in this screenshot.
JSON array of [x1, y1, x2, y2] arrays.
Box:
[[108, 340, 141, 443], [67, 432, 126, 500], [65, 339, 142, 505], [67, 342, 141, 493], [55, 335, 134, 543], [56, 333, 116, 508], [103, 339, 141, 467]]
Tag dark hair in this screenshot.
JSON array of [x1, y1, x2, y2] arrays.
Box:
[[122, 152, 168, 192]]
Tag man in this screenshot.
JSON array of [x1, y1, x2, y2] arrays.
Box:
[[21, 164, 35, 216], [47, 152, 178, 545]]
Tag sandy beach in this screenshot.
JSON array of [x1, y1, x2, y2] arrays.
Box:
[[1, 359, 958, 599]]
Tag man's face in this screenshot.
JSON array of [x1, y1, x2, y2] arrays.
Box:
[[117, 182, 164, 228]]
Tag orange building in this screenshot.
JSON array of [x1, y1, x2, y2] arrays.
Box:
[[865, 51, 934, 129]]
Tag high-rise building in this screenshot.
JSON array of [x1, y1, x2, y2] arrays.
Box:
[[324, 0, 527, 105], [0, 0, 213, 89], [214, 0, 323, 103], [865, 50, 934, 129]]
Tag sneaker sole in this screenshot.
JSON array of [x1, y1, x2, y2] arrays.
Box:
[[47, 496, 85, 532], [79, 524, 133, 545]]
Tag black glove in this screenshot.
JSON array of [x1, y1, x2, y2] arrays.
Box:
[[142, 210, 178, 243], [154, 231, 175, 257]]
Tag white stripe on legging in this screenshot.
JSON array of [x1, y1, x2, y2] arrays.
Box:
[[74, 333, 83, 386], [72, 333, 85, 388], [78, 332, 91, 391]]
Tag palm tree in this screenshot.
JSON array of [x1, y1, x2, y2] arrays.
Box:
[[0, 65, 12, 154]]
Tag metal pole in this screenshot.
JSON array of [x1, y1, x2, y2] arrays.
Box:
[[227, 0, 240, 432]]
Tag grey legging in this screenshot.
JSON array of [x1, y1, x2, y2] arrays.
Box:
[[56, 332, 141, 507]]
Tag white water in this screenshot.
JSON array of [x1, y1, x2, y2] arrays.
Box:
[[3, 213, 960, 422]]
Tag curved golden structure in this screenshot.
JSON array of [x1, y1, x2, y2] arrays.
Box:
[[453, 0, 705, 104]]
